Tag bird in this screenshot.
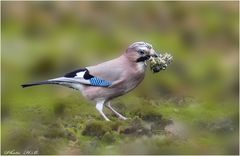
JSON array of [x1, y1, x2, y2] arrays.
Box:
[[22, 41, 159, 121]]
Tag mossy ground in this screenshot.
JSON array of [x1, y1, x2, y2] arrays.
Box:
[[2, 95, 238, 155]]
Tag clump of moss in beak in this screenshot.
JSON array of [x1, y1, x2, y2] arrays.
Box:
[[149, 53, 173, 73]]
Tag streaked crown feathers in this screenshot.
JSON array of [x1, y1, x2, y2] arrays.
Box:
[[129, 41, 153, 49]]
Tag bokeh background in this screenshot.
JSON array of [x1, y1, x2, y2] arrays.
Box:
[[1, 1, 239, 155]]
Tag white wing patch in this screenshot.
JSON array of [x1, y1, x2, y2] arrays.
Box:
[[76, 71, 85, 78]]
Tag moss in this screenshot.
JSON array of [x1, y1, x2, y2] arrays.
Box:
[[134, 106, 163, 122], [149, 53, 173, 73], [53, 102, 66, 117], [64, 128, 77, 141], [102, 131, 119, 144], [82, 120, 111, 138], [151, 119, 173, 134], [43, 123, 65, 139], [120, 117, 151, 136]]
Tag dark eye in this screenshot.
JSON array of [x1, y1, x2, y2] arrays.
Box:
[[138, 50, 145, 55]]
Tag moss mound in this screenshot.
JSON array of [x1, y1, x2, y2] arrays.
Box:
[[82, 121, 111, 138]]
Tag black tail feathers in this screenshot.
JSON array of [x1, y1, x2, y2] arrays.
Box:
[[21, 81, 51, 88]]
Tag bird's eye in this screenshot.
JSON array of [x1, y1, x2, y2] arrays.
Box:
[[138, 50, 145, 55]]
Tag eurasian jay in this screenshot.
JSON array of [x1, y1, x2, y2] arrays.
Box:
[[22, 42, 159, 121]]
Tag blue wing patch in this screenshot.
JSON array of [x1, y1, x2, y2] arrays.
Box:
[[90, 77, 112, 87], [63, 68, 111, 87]]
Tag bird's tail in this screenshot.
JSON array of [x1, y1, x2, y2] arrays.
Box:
[[21, 81, 56, 88], [21, 77, 81, 89]]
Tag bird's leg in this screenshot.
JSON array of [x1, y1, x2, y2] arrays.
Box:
[[106, 102, 128, 120], [96, 100, 110, 121]]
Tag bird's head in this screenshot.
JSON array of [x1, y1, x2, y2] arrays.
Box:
[[124, 41, 158, 64]]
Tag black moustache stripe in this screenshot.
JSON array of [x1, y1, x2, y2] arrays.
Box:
[[136, 55, 150, 62]]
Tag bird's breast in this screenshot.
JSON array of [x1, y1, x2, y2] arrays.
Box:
[[123, 71, 145, 93]]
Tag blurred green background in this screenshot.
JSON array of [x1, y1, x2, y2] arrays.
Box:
[[1, 1, 239, 155]]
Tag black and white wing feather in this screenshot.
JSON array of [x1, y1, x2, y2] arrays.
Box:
[[63, 68, 112, 87], [22, 68, 112, 88]]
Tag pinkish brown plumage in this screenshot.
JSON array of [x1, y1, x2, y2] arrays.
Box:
[[22, 42, 159, 121]]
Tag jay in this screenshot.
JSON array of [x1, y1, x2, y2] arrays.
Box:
[[22, 42, 159, 121]]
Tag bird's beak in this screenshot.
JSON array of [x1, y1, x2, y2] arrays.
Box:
[[149, 49, 158, 59], [145, 49, 158, 66]]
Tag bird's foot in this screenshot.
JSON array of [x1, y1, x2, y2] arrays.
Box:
[[119, 115, 128, 120], [105, 118, 110, 121]]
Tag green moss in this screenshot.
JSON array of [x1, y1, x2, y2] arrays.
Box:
[[102, 131, 119, 144], [82, 120, 111, 138], [119, 117, 150, 136], [53, 102, 66, 117], [43, 123, 65, 139], [138, 108, 163, 121]]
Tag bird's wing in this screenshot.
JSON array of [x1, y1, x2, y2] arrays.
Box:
[[50, 68, 112, 87], [51, 56, 128, 88], [86, 57, 127, 86]]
